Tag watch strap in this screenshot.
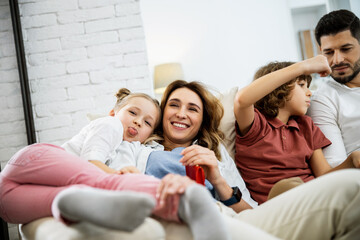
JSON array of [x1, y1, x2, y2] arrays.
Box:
[[221, 187, 242, 206]]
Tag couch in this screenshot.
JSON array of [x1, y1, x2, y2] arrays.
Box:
[[19, 87, 270, 240]]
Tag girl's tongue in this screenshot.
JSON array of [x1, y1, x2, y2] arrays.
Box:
[[128, 127, 137, 136]]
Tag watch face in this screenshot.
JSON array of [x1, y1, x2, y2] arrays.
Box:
[[233, 187, 242, 201]]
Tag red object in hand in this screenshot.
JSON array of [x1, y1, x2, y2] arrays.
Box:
[[185, 165, 205, 186]]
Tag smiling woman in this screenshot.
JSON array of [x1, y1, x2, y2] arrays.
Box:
[[161, 88, 204, 149], [145, 80, 258, 212]]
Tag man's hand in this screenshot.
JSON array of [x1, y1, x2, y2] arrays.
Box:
[[350, 151, 360, 168]]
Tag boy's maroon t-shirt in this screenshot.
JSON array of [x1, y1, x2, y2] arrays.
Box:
[[235, 109, 331, 204]]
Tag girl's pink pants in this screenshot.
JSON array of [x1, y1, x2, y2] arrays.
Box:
[[0, 143, 179, 224]]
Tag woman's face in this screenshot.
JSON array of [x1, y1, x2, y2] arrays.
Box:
[[162, 87, 203, 148]]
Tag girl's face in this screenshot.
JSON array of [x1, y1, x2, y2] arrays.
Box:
[[115, 97, 159, 143], [162, 88, 203, 148], [284, 79, 312, 116]]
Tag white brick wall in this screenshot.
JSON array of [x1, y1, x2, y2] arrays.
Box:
[[20, 0, 152, 148], [0, 0, 152, 236]]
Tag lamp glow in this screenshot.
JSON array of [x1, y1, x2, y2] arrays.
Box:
[[154, 63, 184, 94]]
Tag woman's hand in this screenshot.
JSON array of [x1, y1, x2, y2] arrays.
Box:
[[117, 166, 141, 174], [180, 145, 223, 185], [156, 174, 195, 207]]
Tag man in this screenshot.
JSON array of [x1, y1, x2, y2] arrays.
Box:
[[307, 9, 360, 167]]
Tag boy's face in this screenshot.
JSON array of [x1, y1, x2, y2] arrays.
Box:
[[320, 30, 360, 87], [284, 80, 312, 116], [116, 97, 159, 143]]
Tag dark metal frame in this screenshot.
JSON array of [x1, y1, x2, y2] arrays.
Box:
[[1, 0, 36, 239], [9, 0, 36, 144]]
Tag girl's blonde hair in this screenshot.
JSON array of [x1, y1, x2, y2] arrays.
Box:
[[155, 80, 224, 160], [114, 88, 161, 143], [253, 62, 312, 118]]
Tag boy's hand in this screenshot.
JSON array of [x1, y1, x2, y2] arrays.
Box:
[[303, 55, 332, 77]]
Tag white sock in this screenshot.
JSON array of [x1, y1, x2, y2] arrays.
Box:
[[56, 187, 156, 231], [178, 184, 231, 240]]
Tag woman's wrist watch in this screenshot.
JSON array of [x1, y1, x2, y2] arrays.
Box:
[[221, 187, 242, 206]]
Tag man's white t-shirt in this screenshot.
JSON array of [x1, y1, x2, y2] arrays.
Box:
[[308, 79, 360, 167]]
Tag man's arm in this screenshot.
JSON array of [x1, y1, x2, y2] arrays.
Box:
[[308, 94, 347, 167]]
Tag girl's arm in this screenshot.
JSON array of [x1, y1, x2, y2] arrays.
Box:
[[89, 160, 120, 174], [234, 55, 331, 135], [118, 165, 141, 174], [309, 149, 360, 177], [90, 161, 141, 174], [82, 118, 124, 174]]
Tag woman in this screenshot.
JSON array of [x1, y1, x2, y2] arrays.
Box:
[[144, 80, 257, 212], [143, 80, 360, 240]]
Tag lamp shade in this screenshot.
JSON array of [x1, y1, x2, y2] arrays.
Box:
[[154, 63, 184, 94]]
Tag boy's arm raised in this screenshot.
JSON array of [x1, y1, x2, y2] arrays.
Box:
[[234, 55, 331, 135]]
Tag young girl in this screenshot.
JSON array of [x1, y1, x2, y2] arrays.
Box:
[[62, 88, 161, 174], [234, 55, 360, 204], [0, 89, 230, 240]]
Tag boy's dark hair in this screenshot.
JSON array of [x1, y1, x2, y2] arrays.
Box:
[[253, 62, 312, 118], [315, 9, 360, 45]]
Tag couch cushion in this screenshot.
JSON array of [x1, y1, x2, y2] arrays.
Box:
[[20, 217, 166, 240], [218, 87, 238, 160]]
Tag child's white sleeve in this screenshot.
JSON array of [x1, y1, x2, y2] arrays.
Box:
[[81, 117, 123, 163]]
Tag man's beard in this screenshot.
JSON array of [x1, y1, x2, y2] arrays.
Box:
[[331, 57, 360, 84]]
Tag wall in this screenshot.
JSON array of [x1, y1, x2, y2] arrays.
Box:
[[349, 0, 360, 17], [20, 0, 151, 147], [0, 0, 150, 238], [140, 0, 299, 93], [0, 0, 151, 170]]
